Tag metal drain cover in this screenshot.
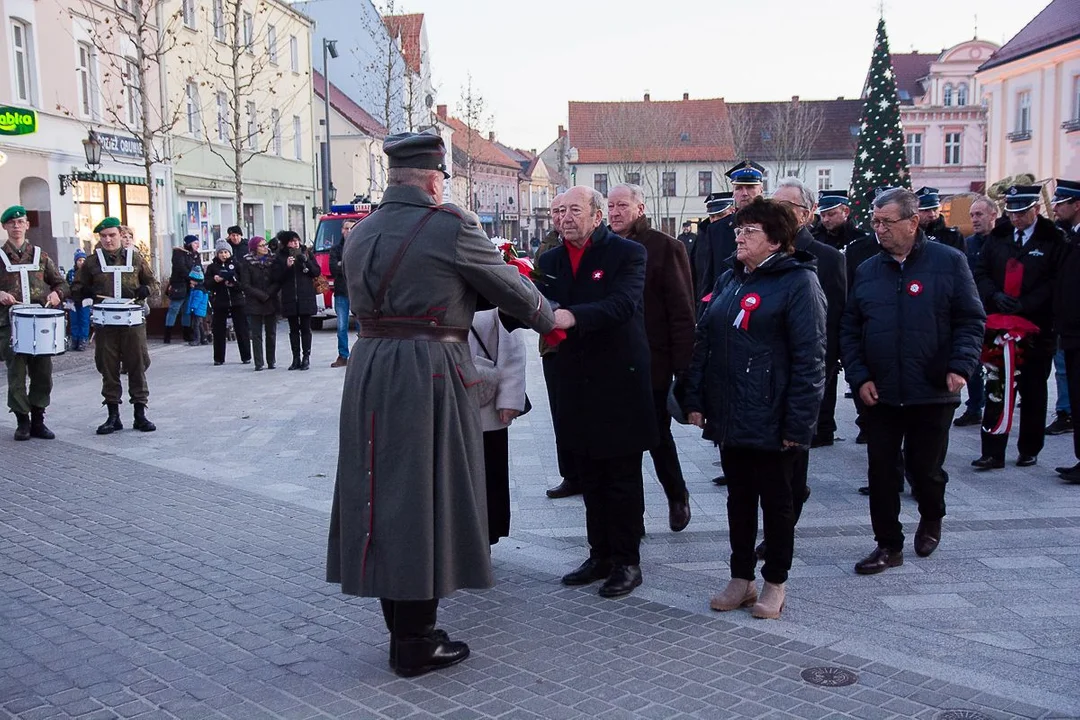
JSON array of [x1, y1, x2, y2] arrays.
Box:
[[800, 666, 858, 687], [935, 712, 991, 720]]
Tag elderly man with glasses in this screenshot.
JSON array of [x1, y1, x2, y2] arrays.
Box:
[[841, 189, 984, 574]]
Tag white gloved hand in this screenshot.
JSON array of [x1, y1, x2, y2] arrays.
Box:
[[81, 298, 94, 308]]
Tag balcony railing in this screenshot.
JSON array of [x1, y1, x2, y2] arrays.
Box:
[[1062, 119, 1080, 133], [1007, 130, 1032, 142]]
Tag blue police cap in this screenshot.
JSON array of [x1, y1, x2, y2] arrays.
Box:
[[1052, 179, 1080, 205], [818, 190, 850, 211], [1004, 185, 1041, 212], [725, 160, 765, 186], [915, 187, 941, 210], [705, 191, 734, 214]]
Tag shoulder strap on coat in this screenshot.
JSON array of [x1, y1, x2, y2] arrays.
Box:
[[372, 208, 438, 319]]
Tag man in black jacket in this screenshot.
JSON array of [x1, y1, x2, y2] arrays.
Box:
[[812, 190, 869, 254], [1052, 179, 1080, 482], [973, 186, 1065, 470], [841, 189, 985, 574], [915, 187, 965, 252], [693, 162, 763, 305], [954, 196, 999, 427], [329, 218, 357, 368], [226, 225, 247, 260], [538, 185, 658, 599]]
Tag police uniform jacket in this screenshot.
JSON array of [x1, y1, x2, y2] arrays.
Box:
[[326, 183, 555, 601], [795, 228, 846, 369], [537, 222, 659, 459], [693, 215, 736, 303], [924, 215, 966, 253], [811, 218, 868, 253], [975, 214, 1064, 335]]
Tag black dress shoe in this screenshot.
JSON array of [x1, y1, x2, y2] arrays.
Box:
[[711, 475, 727, 486], [546, 478, 582, 499], [598, 565, 642, 598], [1056, 462, 1080, 475], [755, 540, 766, 560], [668, 491, 691, 532], [953, 411, 982, 427], [857, 485, 870, 495], [971, 455, 1005, 471], [393, 632, 470, 678], [855, 546, 904, 575], [810, 434, 834, 448], [914, 518, 941, 557], [561, 558, 610, 586], [1016, 454, 1038, 467], [855, 431, 867, 445]]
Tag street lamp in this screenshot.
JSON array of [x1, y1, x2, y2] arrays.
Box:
[[59, 129, 103, 196], [321, 39, 338, 212]]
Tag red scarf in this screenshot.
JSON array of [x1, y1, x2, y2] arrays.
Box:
[[566, 240, 591, 276]]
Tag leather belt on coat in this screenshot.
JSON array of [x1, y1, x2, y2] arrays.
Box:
[[358, 320, 468, 343]]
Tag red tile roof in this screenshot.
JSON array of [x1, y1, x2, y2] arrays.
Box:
[[979, 0, 1080, 72], [382, 14, 424, 75], [312, 71, 387, 138], [888, 53, 936, 103], [726, 99, 864, 160], [568, 98, 734, 164], [444, 117, 521, 170]]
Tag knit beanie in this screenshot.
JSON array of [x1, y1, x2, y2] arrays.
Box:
[[183, 234, 198, 246], [215, 239, 231, 253], [74, 249, 87, 262]]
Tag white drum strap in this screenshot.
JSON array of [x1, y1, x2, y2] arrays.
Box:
[[95, 248, 134, 299], [0, 245, 41, 304]]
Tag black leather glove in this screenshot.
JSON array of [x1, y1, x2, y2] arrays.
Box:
[[992, 292, 1021, 314], [134, 285, 151, 300]]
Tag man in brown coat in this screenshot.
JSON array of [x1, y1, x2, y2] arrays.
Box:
[[607, 184, 696, 531]]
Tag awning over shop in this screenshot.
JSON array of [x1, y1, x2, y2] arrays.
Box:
[[74, 171, 146, 185]]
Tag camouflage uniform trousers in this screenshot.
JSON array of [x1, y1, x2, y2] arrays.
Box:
[[0, 324, 53, 415], [94, 325, 150, 405]]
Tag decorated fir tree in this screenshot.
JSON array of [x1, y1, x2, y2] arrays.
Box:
[[849, 17, 910, 225]]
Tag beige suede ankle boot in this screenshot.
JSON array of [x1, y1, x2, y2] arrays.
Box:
[[751, 581, 785, 619], [710, 578, 757, 612]]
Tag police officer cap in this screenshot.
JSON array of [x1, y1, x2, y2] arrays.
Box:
[[725, 160, 765, 185], [1052, 179, 1080, 205], [915, 187, 941, 210], [384, 130, 450, 179], [1004, 185, 1041, 212], [818, 190, 850, 211], [864, 186, 896, 205], [705, 191, 734, 214], [1, 205, 27, 224], [94, 216, 121, 233]]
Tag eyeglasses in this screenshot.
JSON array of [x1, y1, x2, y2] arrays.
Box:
[[778, 200, 809, 211], [734, 226, 765, 238], [869, 215, 914, 228]]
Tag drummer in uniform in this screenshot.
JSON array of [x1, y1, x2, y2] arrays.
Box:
[[0, 205, 68, 441], [71, 216, 159, 435]]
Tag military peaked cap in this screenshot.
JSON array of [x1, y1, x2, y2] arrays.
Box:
[[1052, 179, 1080, 205], [915, 187, 941, 210], [1004, 185, 1041, 212], [725, 160, 765, 185], [384, 130, 450, 178], [705, 191, 734, 214], [817, 190, 850, 211]]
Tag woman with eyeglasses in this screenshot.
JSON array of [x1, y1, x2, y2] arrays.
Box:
[[681, 197, 826, 620]]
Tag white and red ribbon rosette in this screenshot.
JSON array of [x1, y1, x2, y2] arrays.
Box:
[[732, 293, 761, 331]]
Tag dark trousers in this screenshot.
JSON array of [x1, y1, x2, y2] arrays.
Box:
[[1066, 349, 1080, 460], [817, 363, 839, 438], [965, 365, 985, 415], [791, 449, 809, 525], [649, 388, 687, 502], [575, 452, 645, 566], [981, 339, 1054, 459], [864, 403, 954, 551], [94, 325, 149, 405], [721, 447, 796, 584], [542, 353, 576, 482], [212, 307, 251, 364], [247, 313, 277, 368], [484, 428, 510, 544], [287, 315, 312, 358], [379, 598, 438, 637]]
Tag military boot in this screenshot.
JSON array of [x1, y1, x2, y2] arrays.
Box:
[[30, 407, 55, 440], [133, 403, 156, 432], [96, 404, 123, 435], [14, 413, 30, 441], [299, 353, 311, 371]]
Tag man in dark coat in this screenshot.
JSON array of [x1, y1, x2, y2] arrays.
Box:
[[538, 185, 658, 599], [1051, 179, 1080, 482], [693, 164, 763, 304], [1048, 182, 1080, 437], [329, 218, 357, 368], [225, 225, 247, 260], [325, 131, 557, 678], [841, 189, 985, 574], [676, 221, 696, 257], [811, 189, 869, 254], [607, 183, 696, 532], [972, 186, 1065, 470], [953, 196, 1000, 427], [915, 187, 965, 252]]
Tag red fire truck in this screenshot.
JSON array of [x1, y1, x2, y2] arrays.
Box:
[[311, 201, 374, 328]]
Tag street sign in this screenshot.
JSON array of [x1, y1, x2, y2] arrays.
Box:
[[0, 106, 37, 135]]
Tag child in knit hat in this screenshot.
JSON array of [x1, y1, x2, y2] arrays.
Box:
[[67, 249, 91, 351]]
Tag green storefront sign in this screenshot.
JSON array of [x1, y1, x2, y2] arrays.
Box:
[[0, 106, 37, 136]]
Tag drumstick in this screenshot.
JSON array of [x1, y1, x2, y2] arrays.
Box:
[[95, 295, 136, 303]]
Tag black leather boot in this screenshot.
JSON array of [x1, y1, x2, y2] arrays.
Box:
[[133, 403, 156, 432], [30, 407, 55, 440], [390, 600, 468, 677], [14, 413, 30, 441], [288, 353, 301, 370], [163, 326, 172, 344], [299, 353, 310, 371], [96, 404, 123, 435]]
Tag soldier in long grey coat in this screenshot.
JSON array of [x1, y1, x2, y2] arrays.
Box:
[[326, 131, 557, 678]]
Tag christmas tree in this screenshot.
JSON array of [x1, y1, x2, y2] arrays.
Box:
[[849, 17, 910, 225]]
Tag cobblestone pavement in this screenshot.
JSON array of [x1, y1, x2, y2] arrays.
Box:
[[2, 326, 1079, 719]]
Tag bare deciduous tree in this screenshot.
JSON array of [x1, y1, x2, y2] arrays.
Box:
[[765, 98, 825, 180], [456, 74, 488, 212]]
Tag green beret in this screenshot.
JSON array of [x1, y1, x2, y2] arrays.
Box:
[[1, 205, 27, 224], [94, 217, 121, 234]]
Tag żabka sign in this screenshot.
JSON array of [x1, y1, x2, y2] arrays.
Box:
[[0, 106, 37, 136]]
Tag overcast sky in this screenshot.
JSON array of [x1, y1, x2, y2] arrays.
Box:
[[404, 0, 1043, 152]]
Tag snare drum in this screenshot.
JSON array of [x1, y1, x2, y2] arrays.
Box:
[[92, 302, 144, 327], [10, 306, 66, 356]]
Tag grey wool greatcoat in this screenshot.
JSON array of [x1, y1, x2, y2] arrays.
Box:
[[326, 184, 556, 600]]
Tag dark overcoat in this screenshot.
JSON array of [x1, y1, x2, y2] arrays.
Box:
[[537, 223, 658, 459], [326, 184, 555, 600], [271, 248, 320, 317], [794, 227, 846, 368]]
